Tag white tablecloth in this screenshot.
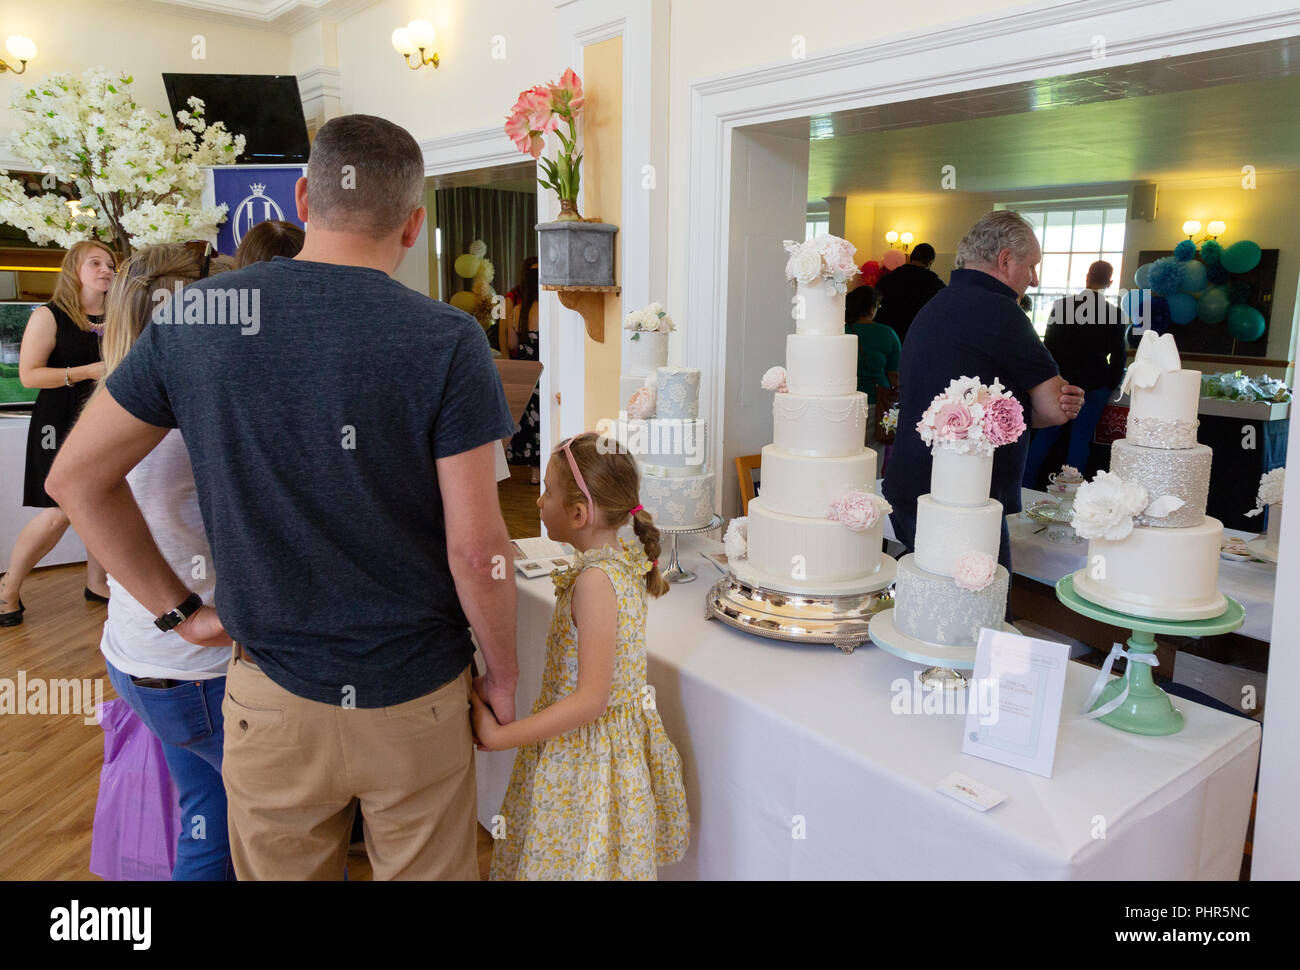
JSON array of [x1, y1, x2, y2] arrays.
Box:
[[881, 485, 1276, 642], [476, 536, 1260, 880]]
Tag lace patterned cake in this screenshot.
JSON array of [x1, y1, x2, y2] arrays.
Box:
[[891, 377, 1026, 646], [619, 303, 673, 408], [726, 235, 895, 595], [1071, 331, 1227, 620]]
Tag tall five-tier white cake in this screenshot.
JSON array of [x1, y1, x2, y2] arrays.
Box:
[[887, 378, 1026, 647], [1070, 331, 1227, 620], [726, 235, 895, 595]]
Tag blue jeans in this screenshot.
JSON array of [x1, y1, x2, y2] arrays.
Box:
[[104, 660, 235, 881], [1022, 386, 1113, 487]]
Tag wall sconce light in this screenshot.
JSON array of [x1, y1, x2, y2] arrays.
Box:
[[1206, 220, 1226, 239], [1181, 220, 1202, 239], [899, 231, 914, 253], [392, 19, 439, 70], [884, 230, 899, 245], [0, 35, 37, 74]]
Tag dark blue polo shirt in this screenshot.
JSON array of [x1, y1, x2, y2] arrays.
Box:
[[882, 269, 1058, 543]]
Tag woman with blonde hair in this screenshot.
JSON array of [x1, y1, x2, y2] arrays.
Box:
[[1, 240, 115, 625], [94, 241, 236, 880]]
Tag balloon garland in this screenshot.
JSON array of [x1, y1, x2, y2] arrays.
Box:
[[1129, 235, 1264, 343]]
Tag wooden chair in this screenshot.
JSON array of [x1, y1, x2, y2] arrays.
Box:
[[735, 454, 761, 514]]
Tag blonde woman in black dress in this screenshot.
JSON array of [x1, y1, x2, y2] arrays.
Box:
[[0, 240, 116, 625]]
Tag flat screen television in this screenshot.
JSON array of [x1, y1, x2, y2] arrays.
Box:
[[162, 74, 310, 164]]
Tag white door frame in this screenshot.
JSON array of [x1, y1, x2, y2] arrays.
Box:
[[680, 0, 1300, 876]]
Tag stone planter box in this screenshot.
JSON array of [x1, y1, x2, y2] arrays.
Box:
[[536, 220, 617, 287]]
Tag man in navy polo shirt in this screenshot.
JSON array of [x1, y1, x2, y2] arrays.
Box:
[[882, 210, 1085, 571]]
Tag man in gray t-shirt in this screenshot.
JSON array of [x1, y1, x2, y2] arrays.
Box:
[[50, 115, 519, 880]]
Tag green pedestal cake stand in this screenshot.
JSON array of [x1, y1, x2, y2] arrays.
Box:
[[1055, 572, 1245, 736]]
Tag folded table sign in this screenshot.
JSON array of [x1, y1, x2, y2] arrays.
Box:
[[89, 699, 181, 880]]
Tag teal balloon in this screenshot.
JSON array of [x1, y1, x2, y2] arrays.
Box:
[[1180, 260, 1207, 293], [1221, 240, 1262, 274], [1198, 286, 1230, 323], [1226, 304, 1265, 342], [1133, 262, 1153, 289], [1167, 292, 1198, 325]]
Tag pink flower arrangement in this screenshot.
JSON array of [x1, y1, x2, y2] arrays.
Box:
[[626, 385, 656, 420], [917, 376, 1022, 457], [760, 365, 788, 393], [953, 552, 998, 591], [505, 68, 585, 213], [782, 235, 860, 293], [827, 490, 892, 532], [981, 395, 1026, 446]]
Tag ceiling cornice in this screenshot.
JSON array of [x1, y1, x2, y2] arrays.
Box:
[[113, 0, 380, 34]]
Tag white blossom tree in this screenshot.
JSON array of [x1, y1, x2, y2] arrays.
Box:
[[0, 68, 245, 258]]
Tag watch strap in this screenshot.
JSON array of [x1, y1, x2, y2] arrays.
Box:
[[155, 592, 203, 632]]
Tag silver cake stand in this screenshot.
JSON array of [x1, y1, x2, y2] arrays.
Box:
[[705, 555, 898, 654], [869, 608, 1019, 690], [659, 514, 725, 583]]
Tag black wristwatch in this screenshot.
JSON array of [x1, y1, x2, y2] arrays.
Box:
[[155, 592, 204, 632]]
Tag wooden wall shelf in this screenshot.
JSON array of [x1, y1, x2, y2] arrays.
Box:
[[543, 284, 620, 342]]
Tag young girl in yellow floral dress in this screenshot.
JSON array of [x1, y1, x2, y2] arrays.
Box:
[[471, 432, 690, 880]]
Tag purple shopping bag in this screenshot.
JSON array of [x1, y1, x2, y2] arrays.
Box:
[[89, 699, 182, 880]]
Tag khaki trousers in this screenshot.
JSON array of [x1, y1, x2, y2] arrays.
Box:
[[221, 649, 478, 880]]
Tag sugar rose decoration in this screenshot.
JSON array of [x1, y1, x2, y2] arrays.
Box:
[[918, 376, 1023, 456], [1070, 471, 1149, 541], [782, 234, 860, 294], [626, 385, 656, 420], [827, 490, 892, 532], [1245, 466, 1286, 517], [723, 516, 749, 561], [953, 552, 997, 591], [624, 301, 675, 334], [760, 365, 788, 394]]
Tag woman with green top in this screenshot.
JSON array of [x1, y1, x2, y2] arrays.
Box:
[[844, 284, 900, 447]]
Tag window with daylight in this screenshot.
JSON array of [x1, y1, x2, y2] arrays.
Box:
[[805, 213, 830, 241], [999, 200, 1127, 336]]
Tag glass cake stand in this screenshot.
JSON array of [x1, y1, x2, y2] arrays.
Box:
[[1055, 572, 1245, 736], [659, 513, 725, 583]]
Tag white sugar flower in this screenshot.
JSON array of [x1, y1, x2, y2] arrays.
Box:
[[724, 517, 748, 561], [1070, 471, 1149, 541]]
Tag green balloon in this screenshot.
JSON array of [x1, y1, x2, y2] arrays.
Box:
[[1198, 286, 1230, 323], [1226, 303, 1265, 342], [1221, 240, 1261, 274]]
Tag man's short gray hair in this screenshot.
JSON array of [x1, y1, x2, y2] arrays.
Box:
[[306, 114, 424, 238], [955, 210, 1039, 269]]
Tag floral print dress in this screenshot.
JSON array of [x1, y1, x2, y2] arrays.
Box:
[[490, 539, 690, 880], [505, 328, 541, 467]]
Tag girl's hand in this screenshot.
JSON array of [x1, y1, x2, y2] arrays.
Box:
[[469, 688, 505, 751]]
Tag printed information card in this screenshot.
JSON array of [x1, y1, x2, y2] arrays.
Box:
[[962, 627, 1070, 778]]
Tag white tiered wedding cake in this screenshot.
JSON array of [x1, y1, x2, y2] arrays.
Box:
[[889, 378, 1027, 646], [1070, 331, 1227, 620], [725, 235, 894, 595]]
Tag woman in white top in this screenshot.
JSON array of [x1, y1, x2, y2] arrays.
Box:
[[96, 242, 235, 880]]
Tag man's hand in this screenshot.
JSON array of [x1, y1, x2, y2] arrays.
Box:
[[473, 669, 518, 725], [1060, 383, 1085, 420], [469, 688, 505, 751], [174, 605, 233, 648]]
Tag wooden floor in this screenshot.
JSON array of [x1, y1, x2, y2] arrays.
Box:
[[0, 467, 539, 881]]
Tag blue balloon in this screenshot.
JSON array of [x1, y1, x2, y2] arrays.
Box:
[[1120, 289, 1152, 330], [1180, 260, 1207, 293], [1198, 286, 1230, 324], [1167, 292, 1198, 325], [1226, 304, 1265, 342], [1221, 240, 1262, 274], [1134, 262, 1153, 289]]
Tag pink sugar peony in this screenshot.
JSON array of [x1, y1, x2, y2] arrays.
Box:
[[953, 552, 997, 591], [828, 491, 891, 532], [982, 395, 1026, 446], [935, 401, 974, 438], [626, 386, 656, 420]]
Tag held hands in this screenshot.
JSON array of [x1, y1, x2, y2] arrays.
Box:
[[469, 688, 505, 751], [174, 605, 233, 648], [474, 669, 517, 725], [1059, 383, 1085, 421]]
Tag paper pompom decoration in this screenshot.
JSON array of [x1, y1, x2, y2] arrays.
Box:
[[859, 260, 883, 287], [1227, 281, 1251, 305], [1207, 262, 1230, 285], [454, 253, 482, 278], [1148, 257, 1185, 296], [1199, 239, 1223, 267], [469, 239, 488, 258], [1179, 260, 1207, 293], [1173, 239, 1197, 261]]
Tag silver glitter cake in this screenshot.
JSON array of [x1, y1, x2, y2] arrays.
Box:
[[1110, 438, 1211, 528], [1127, 414, 1199, 450], [894, 554, 1009, 646]]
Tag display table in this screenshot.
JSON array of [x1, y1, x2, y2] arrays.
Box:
[[475, 535, 1260, 880], [0, 412, 87, 572]]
